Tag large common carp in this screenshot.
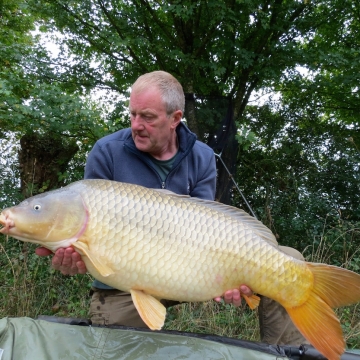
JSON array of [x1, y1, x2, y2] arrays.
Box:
[[1, 179, 360, 360]]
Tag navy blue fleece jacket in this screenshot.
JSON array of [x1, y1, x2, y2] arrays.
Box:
[[84, 122, 216, 199]]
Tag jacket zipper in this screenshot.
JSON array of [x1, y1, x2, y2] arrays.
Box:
[[125, 143, 169, 188], [125, 134, 191, 191]]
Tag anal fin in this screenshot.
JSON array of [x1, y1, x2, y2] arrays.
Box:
[[72, 241, 114, 277], [242, 294, 261, 310], [130, 289, 166, 330]]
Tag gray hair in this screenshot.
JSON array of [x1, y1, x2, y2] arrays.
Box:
[[131, 71, 185, 115]]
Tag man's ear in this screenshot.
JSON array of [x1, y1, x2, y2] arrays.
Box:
[[171, 110, 183, 128]]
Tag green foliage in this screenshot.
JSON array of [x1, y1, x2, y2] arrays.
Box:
[[235, 122, 257, 151], [234, 101, 360, 261], [0, 1, 129, 196], [20, 0, 360, 205], [0, 136, 23, 207], [26, 0, 314, 118], [340, 305, 360, 349]]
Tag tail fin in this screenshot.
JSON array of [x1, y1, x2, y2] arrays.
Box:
[[286, 263, 360, 360]]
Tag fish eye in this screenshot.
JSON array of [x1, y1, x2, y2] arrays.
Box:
[[33, 204, 42, 211]]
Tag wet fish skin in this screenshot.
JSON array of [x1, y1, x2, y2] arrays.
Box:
[[1, 179, 360, 360]]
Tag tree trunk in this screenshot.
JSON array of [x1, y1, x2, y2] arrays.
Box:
[[214, 127, 239, 205], [18, 132, 79, 198], [213, 101, 239, 206], [184, 94, 238, 205], [184, 93, 199, 136]]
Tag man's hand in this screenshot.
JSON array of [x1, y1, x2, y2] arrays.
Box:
[[214, 285, 253, 307], [35, 247, 87, 275]]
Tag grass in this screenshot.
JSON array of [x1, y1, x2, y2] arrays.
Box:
[[1, 230, 360, 349], [302, 221, 360, 349], [341, 305, 360, 349], [0, 240, 91, 320], [164, 301, 259, 341]]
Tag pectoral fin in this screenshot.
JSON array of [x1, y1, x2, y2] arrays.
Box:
[[72, 241, 114, 277], [130, 289, 166, 330]]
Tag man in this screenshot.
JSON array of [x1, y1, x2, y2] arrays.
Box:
[[36, 70, 306, 344], [36, 70, 246, 325]]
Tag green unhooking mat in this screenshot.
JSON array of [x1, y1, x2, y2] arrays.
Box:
[[0, 317, 287, 360], [1, 317, 360, 360]]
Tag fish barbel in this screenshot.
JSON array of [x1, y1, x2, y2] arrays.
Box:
[[1, 179, 360, 360]]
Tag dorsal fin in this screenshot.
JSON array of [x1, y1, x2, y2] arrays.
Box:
[[154, 189, 190, 197], [153, 189, 278, 246]]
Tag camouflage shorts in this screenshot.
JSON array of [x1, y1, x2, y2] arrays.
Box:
[[89, 288, 180, 328]]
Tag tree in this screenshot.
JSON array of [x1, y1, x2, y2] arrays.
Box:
[[3, 0, 360, 212], [0, 0, 114, 197], [233, 99, 360, 264], [27, 0, 323, 203]]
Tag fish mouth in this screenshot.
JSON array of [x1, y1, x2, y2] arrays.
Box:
[[0, 211, 13, 234]]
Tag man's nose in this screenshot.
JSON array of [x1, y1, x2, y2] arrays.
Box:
[[131, 115, 145, 130]]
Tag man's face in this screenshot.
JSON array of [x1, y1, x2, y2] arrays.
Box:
[[129, 87, 181, 158]]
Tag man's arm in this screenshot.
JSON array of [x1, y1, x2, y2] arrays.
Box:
[[190, 148, 217, 200]]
